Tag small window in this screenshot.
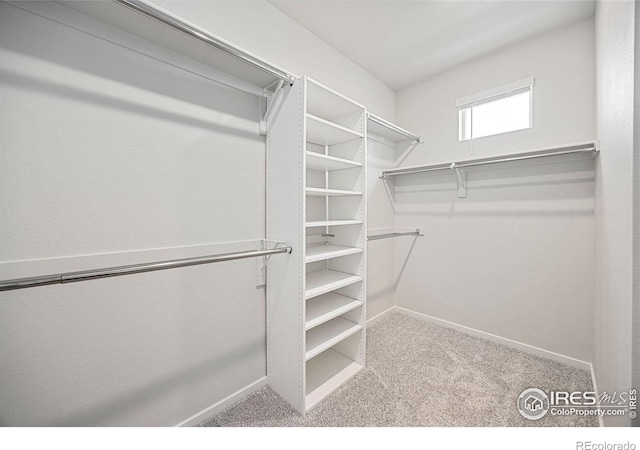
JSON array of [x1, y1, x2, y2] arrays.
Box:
[[457, 78, 534, 141]]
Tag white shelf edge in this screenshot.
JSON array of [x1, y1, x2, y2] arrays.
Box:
[[305, 293, 363, 330], [305, 220, 363, 228], [305, 245, 363, 263], [305, 349, 363, 411], [305, 269, 363, 300], [305, 317, 362, 361], [305, 187, 363, 197], [306, 114, 364, 146], [305, 152, 362, 171]]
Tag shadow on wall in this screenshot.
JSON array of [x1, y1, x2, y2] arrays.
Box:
[[391, 156, 597, 217], [0, 1, 260, 129], [1, 69, 259, 142], [0, 337, 264, 427]]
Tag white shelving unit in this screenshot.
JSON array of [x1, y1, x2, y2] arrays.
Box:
[[267, 76, 367, 414]]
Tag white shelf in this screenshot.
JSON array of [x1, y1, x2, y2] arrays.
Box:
[[305, 187, 362, 197], [306, 293, 363, 330], [305, 317, 362, 361], [367, 113, 421, 142], [305, 220, 362, 228], [306, 244, 362, 263], [306, 114, 363, 146], [307, 78, 364, 122], [306, 349, 362, 410], [306, 152, 362, 172], [59, 0, 294, 93], [305, 269, 362, 299]]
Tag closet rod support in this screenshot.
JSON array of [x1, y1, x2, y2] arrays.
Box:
[[452, 164, 467, 198]]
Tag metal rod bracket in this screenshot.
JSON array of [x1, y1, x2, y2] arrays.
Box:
[[451, 164, 467, 198], [260, 80, 285, 135]]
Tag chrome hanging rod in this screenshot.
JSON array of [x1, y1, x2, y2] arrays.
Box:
[[367, 230, 423, 241], [381, 142, 598, 178], [0, 246, 292, 292], [113, 0, 298, 85], [367, 113, 421, 142]]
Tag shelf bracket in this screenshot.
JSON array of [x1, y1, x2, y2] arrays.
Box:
[[451, 163, 467, 198], [260, 80, 285, 135]]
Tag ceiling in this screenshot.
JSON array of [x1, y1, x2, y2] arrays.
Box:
[[269, 1, 596, 90]]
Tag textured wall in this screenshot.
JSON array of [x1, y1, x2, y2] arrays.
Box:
[[155, 0, 396, 121], [594, 0, 635, 427], [393, 19, 597, 362], [365, 135, 398, 319], [0, 1, 395, 426]]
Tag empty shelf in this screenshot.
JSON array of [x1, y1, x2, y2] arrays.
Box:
[[306, 293, 363, 330], [59, 1, 296, 92], [307, 78, 364, 122], [305, 220, 362, 228], [306, 349, 362, 410], [367, 113, 421, 142], [305, 187, 362, 197], [305, 317, 362, 361], [306, 114, 363, 146], [305, 245, 362, 263], [306, 152, 362, 172], [305, 269, 362, 299]]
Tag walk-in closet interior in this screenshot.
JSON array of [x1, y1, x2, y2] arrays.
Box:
[[0, 0, 638, 429]]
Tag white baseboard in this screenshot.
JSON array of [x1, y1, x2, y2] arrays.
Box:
[[366, 305, 396, 327], [589, 364, 604, 427], [176, 376, 267, 427], [394, 306, 592, 372]]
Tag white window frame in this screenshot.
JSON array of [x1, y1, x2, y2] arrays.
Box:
[[457, 77, 535, 141]]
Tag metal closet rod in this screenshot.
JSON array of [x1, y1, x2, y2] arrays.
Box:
[[114, 0, 298, 85], [367, 113, 422, 142], [367, 229, 423, 241], [381, 142, 598, 178], [0, 245, 292, 292]]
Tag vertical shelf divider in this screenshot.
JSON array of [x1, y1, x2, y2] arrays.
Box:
[[267, 76, 366, 414]]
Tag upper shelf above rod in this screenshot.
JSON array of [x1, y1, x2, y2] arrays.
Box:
[[380, 141, 598, 199], [367, 113, 422, 143], [58, 0, 298, 93], [381, 142, 598, 179]]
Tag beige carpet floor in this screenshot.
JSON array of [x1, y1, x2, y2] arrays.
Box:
[[199, 312, 597, 427]]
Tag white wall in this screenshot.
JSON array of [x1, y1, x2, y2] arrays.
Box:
[[0, 1, 395, 426], [594, 0, 635, 427], [365, 135, 398, 319], [155, 0, 396, 121], [393, 19, 596, 362]]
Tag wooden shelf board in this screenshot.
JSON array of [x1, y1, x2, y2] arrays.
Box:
[[305, 317, 362, 361], [306, 293, 363, 330], [305, 269, 362, 299], [306, 349, 362, 410]]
